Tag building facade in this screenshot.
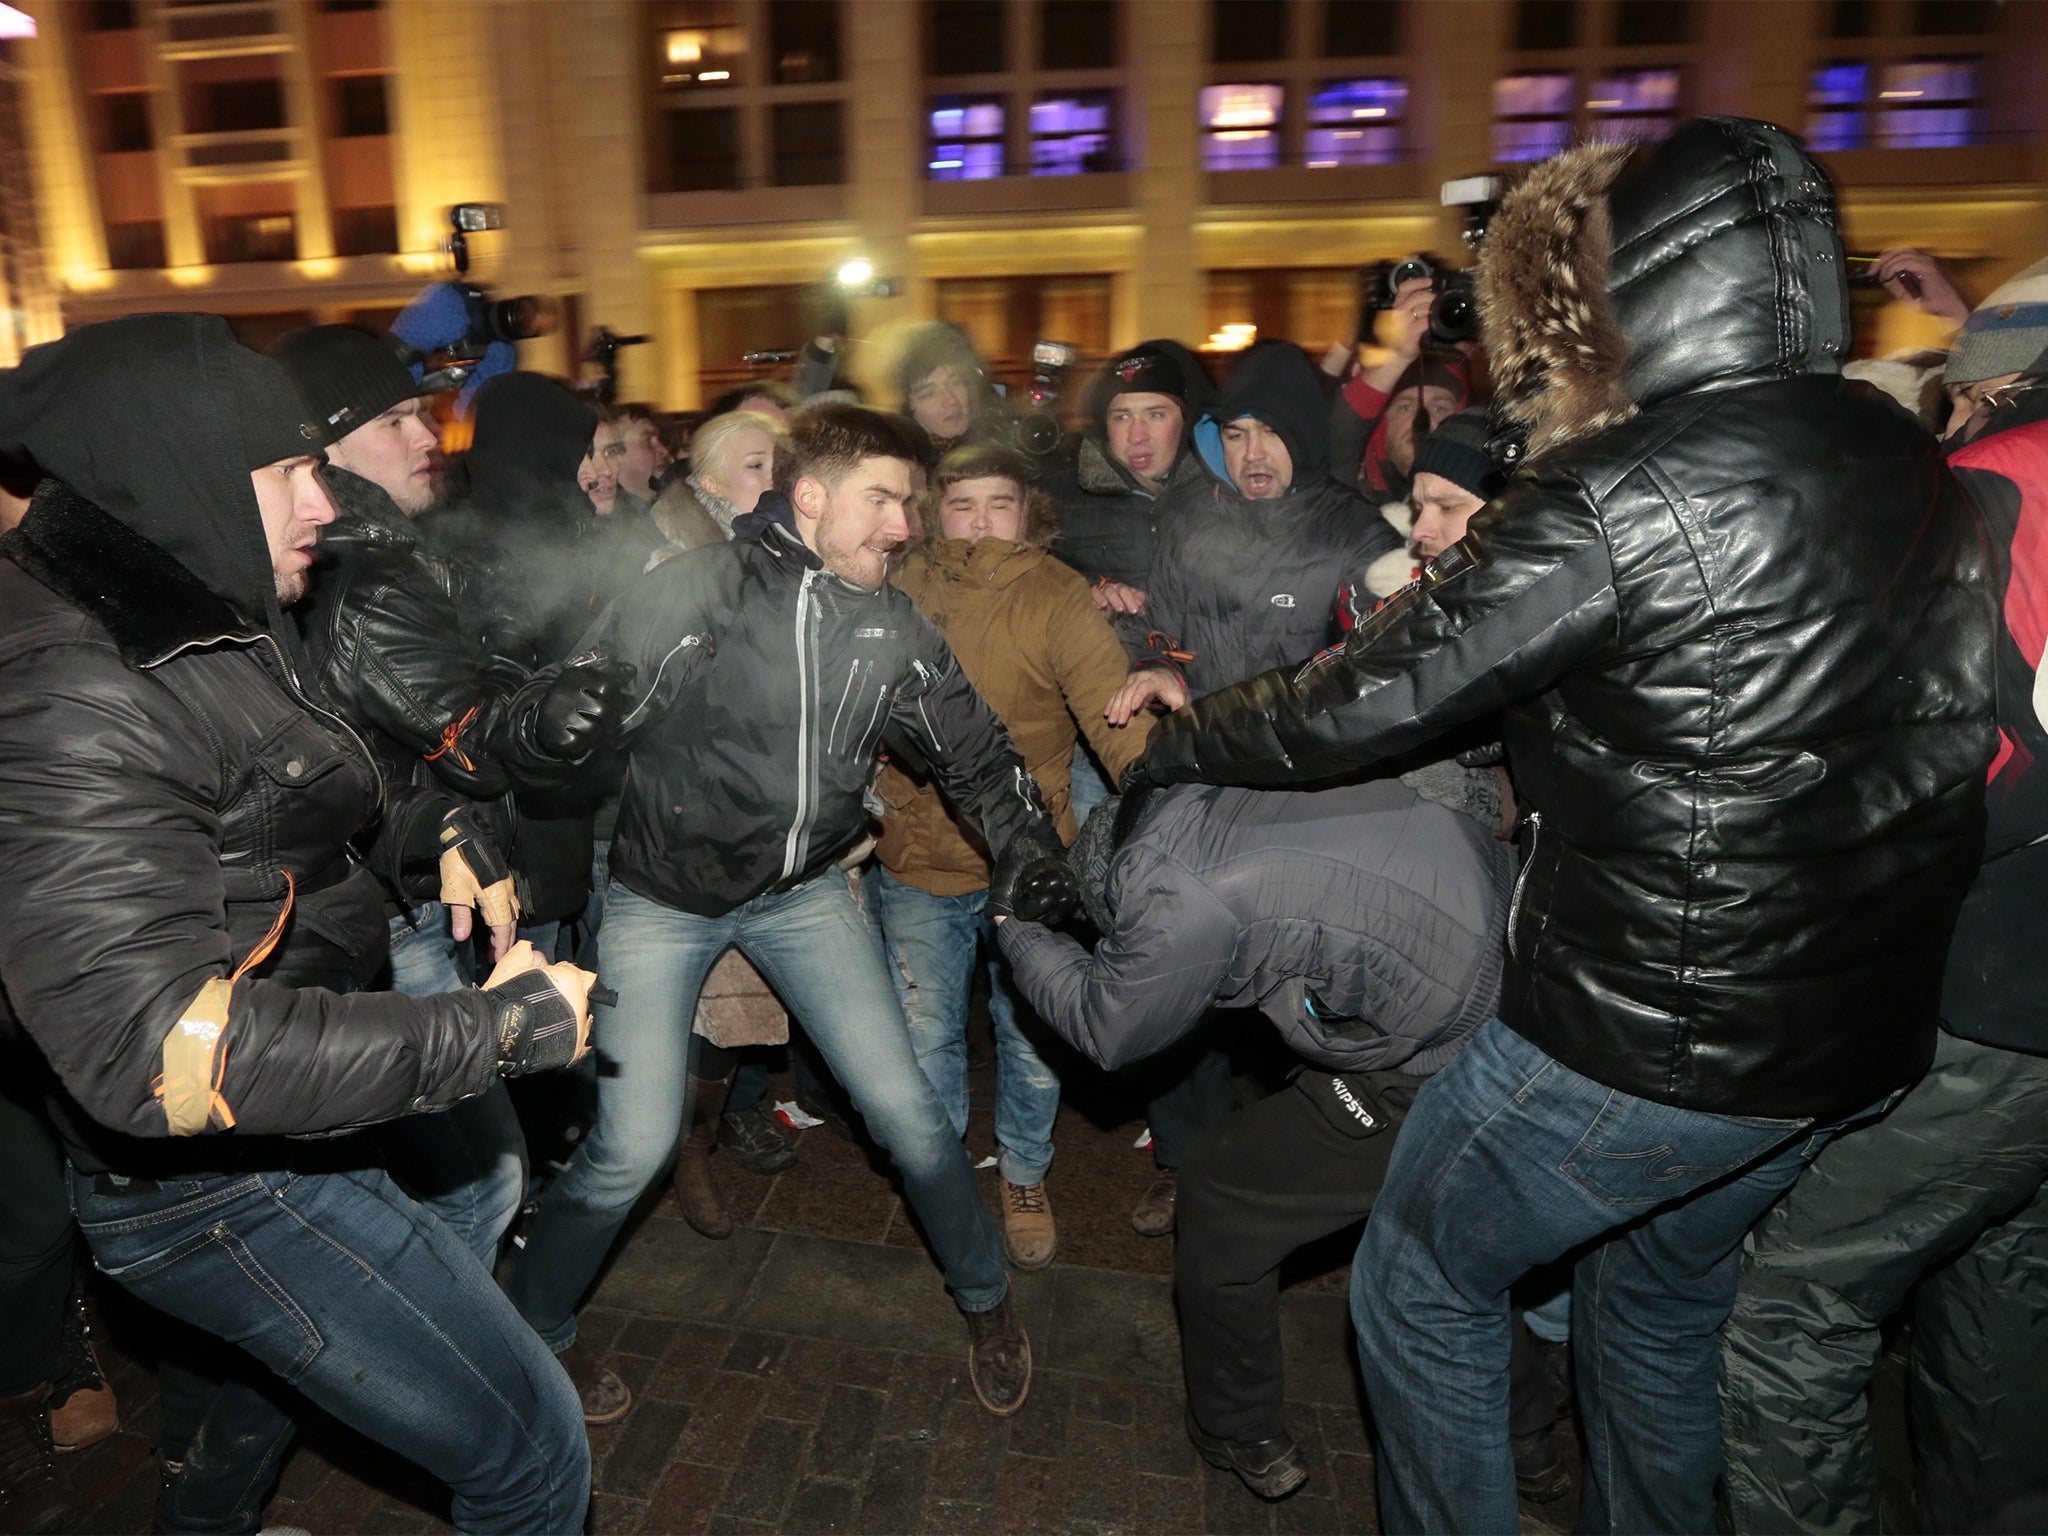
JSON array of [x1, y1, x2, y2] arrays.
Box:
[[12, 0, 2048, 402]]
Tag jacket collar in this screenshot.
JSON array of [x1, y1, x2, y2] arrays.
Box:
[[916, 537, 1043, 589], [1, 481, 262, 665], [316, 464, 420, 554], [1075, 436, 1203, 500], [733, 489, 823, 571]]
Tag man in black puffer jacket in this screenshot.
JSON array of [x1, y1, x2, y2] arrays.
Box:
[[507, 405, 1077, 1422], [1123, 119, 1996, 1533], [279, 326, 632, 1273], [0, 315, 598, 1534]]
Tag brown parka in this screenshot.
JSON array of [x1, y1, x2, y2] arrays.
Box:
[[875, 537, 1153, 896]]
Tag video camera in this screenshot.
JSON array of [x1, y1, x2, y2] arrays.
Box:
[[390, 205, 557, 396], [1009, 340, 1079, 460], [1355, 175, 1504, 350]]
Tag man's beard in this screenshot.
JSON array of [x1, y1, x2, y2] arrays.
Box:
[[818, 543, 887, 589], [275, 568, 308, 605]]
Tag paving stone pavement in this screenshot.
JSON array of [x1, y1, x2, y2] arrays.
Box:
[[55, 1083, 1424, 1535]]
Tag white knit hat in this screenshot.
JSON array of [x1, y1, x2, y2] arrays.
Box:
[[1946, 257, 2048, 385]]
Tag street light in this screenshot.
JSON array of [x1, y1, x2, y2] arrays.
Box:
[[837, 258, 875, 289]]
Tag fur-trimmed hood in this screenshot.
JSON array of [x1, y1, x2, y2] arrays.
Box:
[[1478, 117, 1852, 460]]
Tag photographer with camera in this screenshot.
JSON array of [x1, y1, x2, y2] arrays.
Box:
[[1327, 259, 1476, 504]]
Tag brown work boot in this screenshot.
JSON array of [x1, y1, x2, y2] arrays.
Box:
[[0, 1384, 75, 1536], [47, 1299, 116, 1455], [671, 1072, 734, 1240], [963, 1296, 1032, 1416], [556, 1336, 633, 1426], [1000, 1179, 1056, 1271], [1131, 1168, 1177, 1236]]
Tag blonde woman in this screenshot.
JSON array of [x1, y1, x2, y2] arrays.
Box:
[[646, 408, 785, 567]]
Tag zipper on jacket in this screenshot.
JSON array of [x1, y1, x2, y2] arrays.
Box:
[[781, 571, 820, 882], [1507, 810, 1541, 962]]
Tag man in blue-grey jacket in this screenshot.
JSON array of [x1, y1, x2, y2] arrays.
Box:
[[997, 770, 1515, 1500]]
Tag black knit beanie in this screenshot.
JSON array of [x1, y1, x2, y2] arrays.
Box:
[[1410, 409, 1503, 501], [275, 325, 422, 446]]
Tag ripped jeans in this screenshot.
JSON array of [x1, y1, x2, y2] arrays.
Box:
[[865, 867, 1059, 1187]]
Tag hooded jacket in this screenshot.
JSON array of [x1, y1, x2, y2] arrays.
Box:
[[582, 491, 1057, 917], [1135, 119, 1996, 1121], [1142, 341, 1401, 695], [0, 318, 500, 1170], [1042, 339, 1216, 590], [874, 536, 1155, 895], [1940, 382, 2048, 1057], [1000, 780, 1512, 1076]]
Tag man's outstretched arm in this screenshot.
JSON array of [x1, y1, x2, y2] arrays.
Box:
[[1133, 480, 1620, 789]]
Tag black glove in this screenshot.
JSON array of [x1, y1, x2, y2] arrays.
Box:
[[534, 659, 636, 760], [1118, 751, 1164, 795], [484, 965, 587, 1077], [987, 819, 1080, 925]]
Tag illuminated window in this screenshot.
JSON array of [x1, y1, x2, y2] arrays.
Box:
[[1030, 91, 1116, 175], [1875, 58, 1982, 147], [1586, 67, 1680, 144], [1305, 77, 1405, 166], [1492, 71, 1571, 162], [1806, 60, 1869, 151], [929, 94, 1006, 179], [1200, 82, 1284, 170], [660, 5, 746, 89]]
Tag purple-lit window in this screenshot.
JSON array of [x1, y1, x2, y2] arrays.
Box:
[[1492, 72, 1572, 163], [1586, 68, 1681, 145], [1305, 78, 1406, 167], [1200, 83, 1284, 171], [1806, 60, 1869, 151], [1030, 91, 1116, 175], [1875, 58, 1983, 148], [928, 94, 1006, 180]]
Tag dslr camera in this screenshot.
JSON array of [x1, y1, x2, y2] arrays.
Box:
[[393, 204, 558, 394], [1354, 174, 1504, 350], [1009, 340, 1079, 460]]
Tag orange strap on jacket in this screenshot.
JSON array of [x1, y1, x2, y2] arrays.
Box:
[[423, 705, 480, 772], [1145, 631, 1195, 664], [154, 872, 296, 1135]]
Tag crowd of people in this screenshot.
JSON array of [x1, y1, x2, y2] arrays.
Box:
[[1, 114, 2044, 1536]]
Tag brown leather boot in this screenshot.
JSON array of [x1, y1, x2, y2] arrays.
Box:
[[671, 1072, 733, 1239], [963, 1296, 1031, 1416], [47, 1298, 116, 1454], [0, 1384, 75, 1536]]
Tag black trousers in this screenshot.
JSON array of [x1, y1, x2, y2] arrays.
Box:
[[0, 1042, 76, 1394], [1176, 1067, 1419, 1444]]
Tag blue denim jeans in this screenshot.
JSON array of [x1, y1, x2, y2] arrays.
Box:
[[1068, 739, 1113, 827], [71, 1166, 587, 1535], [866, 867, 1059, 1186], [1353, 1017, 1862, 1536], [379, 902, 527, 1266], [508, 873, 1008, 1348]]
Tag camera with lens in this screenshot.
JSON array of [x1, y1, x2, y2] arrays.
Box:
[[1010, 340, 1079, 460], [1358, 253, 1480, 348], [392, 204, 558, 394]]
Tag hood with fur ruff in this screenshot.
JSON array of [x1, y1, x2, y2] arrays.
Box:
[[1476, 117, 1851, 461]]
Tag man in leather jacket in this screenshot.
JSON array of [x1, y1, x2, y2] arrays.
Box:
[[506, 405, 1078, 1421], [0, 315, 599, 1535], [1122, 119, 1997, 1532], [278, 325, 632, 1270]]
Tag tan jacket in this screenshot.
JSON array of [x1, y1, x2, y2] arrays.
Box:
[[875, 538, 1153, 896]]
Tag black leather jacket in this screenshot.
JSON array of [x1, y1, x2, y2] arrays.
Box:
[[588, 494, 1056, 918], [0, 489, 501, 1170], [296, 467, 570, 900], [1137, 119, 1997, 1120]]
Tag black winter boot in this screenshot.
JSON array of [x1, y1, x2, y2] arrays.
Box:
[[0, 1384, 75, 1536]]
